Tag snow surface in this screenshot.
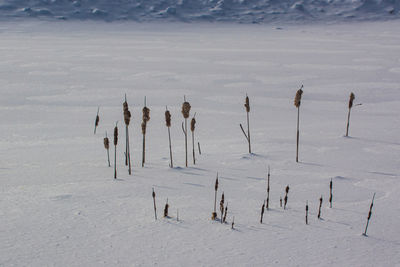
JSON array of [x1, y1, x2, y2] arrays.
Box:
[[0, 20, 400, 266], [0, 0, 399, 23]]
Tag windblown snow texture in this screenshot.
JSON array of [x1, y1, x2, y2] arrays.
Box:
[[0, 0, 399, 22]]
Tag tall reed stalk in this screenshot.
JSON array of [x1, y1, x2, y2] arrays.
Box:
[[165, 107, 173, 168], [123, 94, 132, 175], [294, 85, 303, 162], [142, 97, 150, 167], [94, 107, 99, 134], [113, 121, 118, 179], [240, 94, 251, 153], [103, 131, 110, 167], [346, 92, 355, 137], [181, 96, 191, 167], [190, 114, 196, 165]]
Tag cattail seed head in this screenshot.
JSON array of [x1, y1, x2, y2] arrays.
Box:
[[190, 117, 196, 132], [123, 101, 128, 112], [349, 92, 355, 109], [244, 95, 250, 113], [141, 121, 147, 135], [294, 86, 303, 108], [165, 110, 171, 127], [104, 137, 109, 150], [142, 106, 150, 123], [124, 110, 131, 126], [215, 174, 219, 191], [95, 115, 99, 127], [113, 125, 118, 146], [182, 101, 191, 119]]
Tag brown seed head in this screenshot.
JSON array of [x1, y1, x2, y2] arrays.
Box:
[[141, 121, 147, 135], [142, 106, 150, 122], [113, 125, 118, 146], [348, 92, 355, 109], [104, 137, 109, 150], [165, 110, 171, 127], [244, 95, 250, 113], [294, 87, 303, 108], [123, 101, 129, 112], [124, 109, 131, 126], [95, 115, 99, 127], [215, 175, 219, 191], [182, 101, 191, 119], [190, 117, 196, 132]]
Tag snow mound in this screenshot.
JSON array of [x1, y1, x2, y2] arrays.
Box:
[[0, 0, 399, 23]]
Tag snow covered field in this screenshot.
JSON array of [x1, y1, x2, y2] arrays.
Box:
[[0, 20, 400, 266]]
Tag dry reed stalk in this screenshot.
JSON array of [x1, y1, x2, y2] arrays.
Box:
[[306, 201, 309, 225], [165, 107, 173, 168], [113, 121, 118, 179], [280, 197, 282, 207], [329, 179, 333, 208], [198, 142, 201, 155], [212, 173, 218, 220], [232, 216, 235, 230], [260, 201, 265, 223], [220, 192, 225, 224], [142, 97, 150, 167], [181, 96, 191, 167], [94, 107, 99, 134], [346, 92, 355, 137], [190, 114, 196, 165], [266, 165, 270, 210], [152, 188, 157, 221], [239, 94, 251, 154], [164, 198, 169, 218], [363, 193, 376, 236], [318, 195, 323, 219], [103, 131, 110, 167], [123, 95, 132, 175], [294, 85, 303, 162], [284, 185, 290, 210]]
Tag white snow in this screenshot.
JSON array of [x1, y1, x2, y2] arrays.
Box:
[[0, 20, 400, 266]]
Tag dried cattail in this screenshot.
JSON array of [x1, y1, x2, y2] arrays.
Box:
[[181, 101, 191, 119], [220, 192, 225, 224], [152, 188, 157, 221], [306, 201, 309, 225], [244, 95, 250, 112], [294, 85, 303, 108], [141, 121, 147, 135], [363, 193, 376, 236], [124, 110, 131, 126], [240, 94, 251, 154], [190, 117, 196, 132], [232, 216, 235, 230], [284, 185, 289, 209], [260, 202, 265, 223], [349, 92, 355, 109], [104, 132, 110, 167], [142, 106, 150, 123], [103, 135, 109, 150], [113, 122, 118, 179], [329, 179, 333, 208], [164, 199, 169, 218], [190, 115, 196, 165], [94, 107, 100, 134], [318, 195, 323, 219], [212, 173, 219, 220], [280, 197, 282, 207], [294, 85, 304, 162], [223, 203, 228, 223], [114, 124, 118, 146], [346, 92, 356, 136], [165, 110, 171, 127], [165, 107, 173, 168]]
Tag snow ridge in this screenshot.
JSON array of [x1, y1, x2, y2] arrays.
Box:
[[0, 0, 399, 23]]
